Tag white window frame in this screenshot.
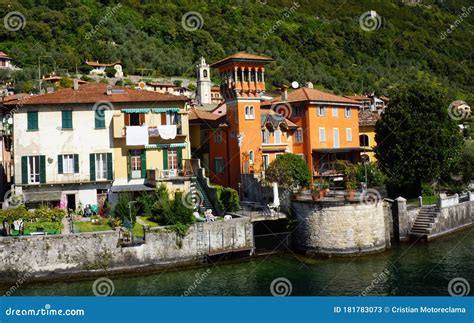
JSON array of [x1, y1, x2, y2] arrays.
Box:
[[295, 128, 303, 143], [262, 154, 269, 170], [274, 128, 281, 144], [333, 128, 340, 148], [245, 105, 255, 120], [345, 107, 352, 118], [249, 150, 254, 164], [62, 154, 74, 174], [28, 156, 40, 184], [95, 153, 108, 180], [317, 106, 325, 117], [319, 127, 326, 143], [262, 129, 270, 144], [332, 107, 338, 117], [168, 148, 178, 170], [346, 128, 353, 142]]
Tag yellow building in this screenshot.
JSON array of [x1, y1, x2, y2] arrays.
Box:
[[358, 110, 381, 162]]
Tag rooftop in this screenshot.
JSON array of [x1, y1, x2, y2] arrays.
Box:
[[4, 83, 187, 106], [359, 110, 381, 126], [210, 51, 274, 68], [0, 51, 10, 59], [85, 60, 121, 67], [262, 87, 361, 105]]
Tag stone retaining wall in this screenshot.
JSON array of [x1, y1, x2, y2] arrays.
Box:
[[0, 218, 253, 278], [291, 201, 390, 255], [430, 201, 473, 239]]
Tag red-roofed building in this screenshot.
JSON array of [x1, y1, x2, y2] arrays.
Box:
[[85, 60, 123, 78], [0, 51, 14, 69]]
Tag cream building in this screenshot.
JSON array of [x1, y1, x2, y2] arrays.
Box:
[[8, 82, 191, 210]]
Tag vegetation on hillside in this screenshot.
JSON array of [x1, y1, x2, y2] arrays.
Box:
[[0, 0, 472, 103]]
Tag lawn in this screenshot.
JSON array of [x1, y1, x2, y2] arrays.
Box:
[[74, 221, 113, 233], [132, 216, 160, 237]]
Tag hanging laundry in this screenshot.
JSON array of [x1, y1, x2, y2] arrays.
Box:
[[126, 125, 149, 145], [158, 125, 177, 139]]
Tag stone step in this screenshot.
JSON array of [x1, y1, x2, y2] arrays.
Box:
[[415, 217, 435, 222], [412, 224, 431, 230], [411, 228, 430, 234]]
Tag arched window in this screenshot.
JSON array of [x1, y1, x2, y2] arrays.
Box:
[[245, 106, 255, 120], [203, 69, 208, 78], [359, 134, 369, 147], [249, 150, 254, 164]]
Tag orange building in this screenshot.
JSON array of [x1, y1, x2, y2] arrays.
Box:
[[262, 84, 362, 179]]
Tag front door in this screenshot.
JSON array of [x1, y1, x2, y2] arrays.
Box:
[[66, 194, 76, 211], [130, 150, 142, 179]]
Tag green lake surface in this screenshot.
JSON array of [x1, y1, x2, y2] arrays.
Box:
[[1, 228, 472, 296]]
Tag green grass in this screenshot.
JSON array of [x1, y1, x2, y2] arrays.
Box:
[[407, 195, 439, 207], [74, 221, 113, 233], [132, 216, 160, 237]]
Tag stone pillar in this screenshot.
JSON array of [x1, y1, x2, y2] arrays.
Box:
[[418, 196, 422, 207], [393, 197, 409, 242]]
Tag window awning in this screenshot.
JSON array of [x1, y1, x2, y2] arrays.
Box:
[[151, 108, 180, 113], [24, 191, 62, 202], [145, 143, 186, 149], [121, 108, 151, 113]]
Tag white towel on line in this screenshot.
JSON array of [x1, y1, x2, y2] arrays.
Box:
[[126, 125, 149, 145], [158, 125, 177, 139]]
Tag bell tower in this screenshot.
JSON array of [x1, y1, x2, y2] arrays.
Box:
[[210, 52, 273, 188], [196, 57, 211, 105]]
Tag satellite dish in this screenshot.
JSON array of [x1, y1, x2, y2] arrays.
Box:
[[7, 117, 13, 125], [291, 81, 299, 89]]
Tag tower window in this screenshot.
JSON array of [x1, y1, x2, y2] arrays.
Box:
[[250, 69, 256, 82], [237, 69, 242, 82], [243, 69, 249, 82], [245, 106, 255, 120], [203, 69, 208, 78]]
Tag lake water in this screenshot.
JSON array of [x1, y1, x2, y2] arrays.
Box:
[[1, 228, 472, 296]]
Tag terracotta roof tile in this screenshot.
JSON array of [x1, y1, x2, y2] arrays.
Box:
[[262, 87, 360, 105], [211, 51, 273, 67], [359, 110, 381, 126], [4, 83, 187, 106]]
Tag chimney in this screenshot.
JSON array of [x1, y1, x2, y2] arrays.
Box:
[[281, 85, 288, 101], [73, 79, 79, 91]]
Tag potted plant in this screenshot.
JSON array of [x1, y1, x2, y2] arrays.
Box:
[[311, 180, 330, 200], [335, 160, 357, 201]]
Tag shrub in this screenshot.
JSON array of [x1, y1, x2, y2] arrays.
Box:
[[112, 193, 137, 227], [34, 207, 66, 222], [265, 153, 311, 189], [355, 162, 386, 187], [104, 67, 116, 78], [170, 191, 194, 226]]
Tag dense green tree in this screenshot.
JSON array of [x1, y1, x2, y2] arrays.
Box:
[[266, 153, 311, 189], [375, 78, 464, 196]]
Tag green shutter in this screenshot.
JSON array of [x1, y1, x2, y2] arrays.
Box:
[[74, 154, 79, 173], [95, 110, 105, 129], [27, 111, 38, 130], [177, 148, 182, 170], [58, 155, 63, 174], [163, 149, 168, 170], [89, 154, 96, 181], [140, 150, 147, 178], [39, 155, 46, 184], [21, 156, 28, 184], [106, 153, 113, 180], [62, 111, 72, 129]]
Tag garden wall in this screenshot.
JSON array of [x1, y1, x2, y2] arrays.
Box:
[[0, 217, 253, 278]]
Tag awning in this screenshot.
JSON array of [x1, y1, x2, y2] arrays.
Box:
[[151, 108, 180, 113], [24, 191, 62, 202], [111, 184, 154, 193], [121, 108, 151, 113], [145, 143, 186, 149]]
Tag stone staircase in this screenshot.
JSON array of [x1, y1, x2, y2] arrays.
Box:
[[191, 179, 213, 211], [409, 206, 439, 238]]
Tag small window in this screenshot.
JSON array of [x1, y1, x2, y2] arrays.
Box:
[[95, 110, 106, 129], [346, 128, 353, 142], [62, 154, 75, 174], [345, 107, 352, 118], [243, 69, 249, 82], [274, 128, 281, 144], [360, 134, 370, 147], [28, 156, 40, 184], [319, 127, 326, 143], [129, 113, 141, 126], [95, 153, 108, 180], [27, 111, 38, 131], [317, 106, 325, 117], [62, 110, 73, 129], [203, 69, 208, 78], [249, 150, 254, 164], [214, 158, 225, 174], [332, 107, 338, 117], [214, 129, 222, 144], [262, 154, 269, 170], [262, 129, 270, 144], [295, 128, 303, 143], [245, 106, 255, 120], [168, 148, 178, 170]]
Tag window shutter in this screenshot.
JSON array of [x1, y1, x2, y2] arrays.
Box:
[[95, 110, 105, 129], [140, 150, 147, 178], [127, 150, 131, 180], [163, 149, 168, 170], [21, 156, 27, 184], [27, 111, 38, 130], [107, 153, 113, 180], [58, 155, 63, 174], [89, 154, 96, 181], [74, 154, 79, 173], [124, 113, 130, 126], [177, 148, 182, 170], [161, 113, 167, 125], [39, 155, 46, 184], [139, 113, 145, 126]]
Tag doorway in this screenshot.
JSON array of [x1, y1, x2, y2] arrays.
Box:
[[66, 194, 76, 211]]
